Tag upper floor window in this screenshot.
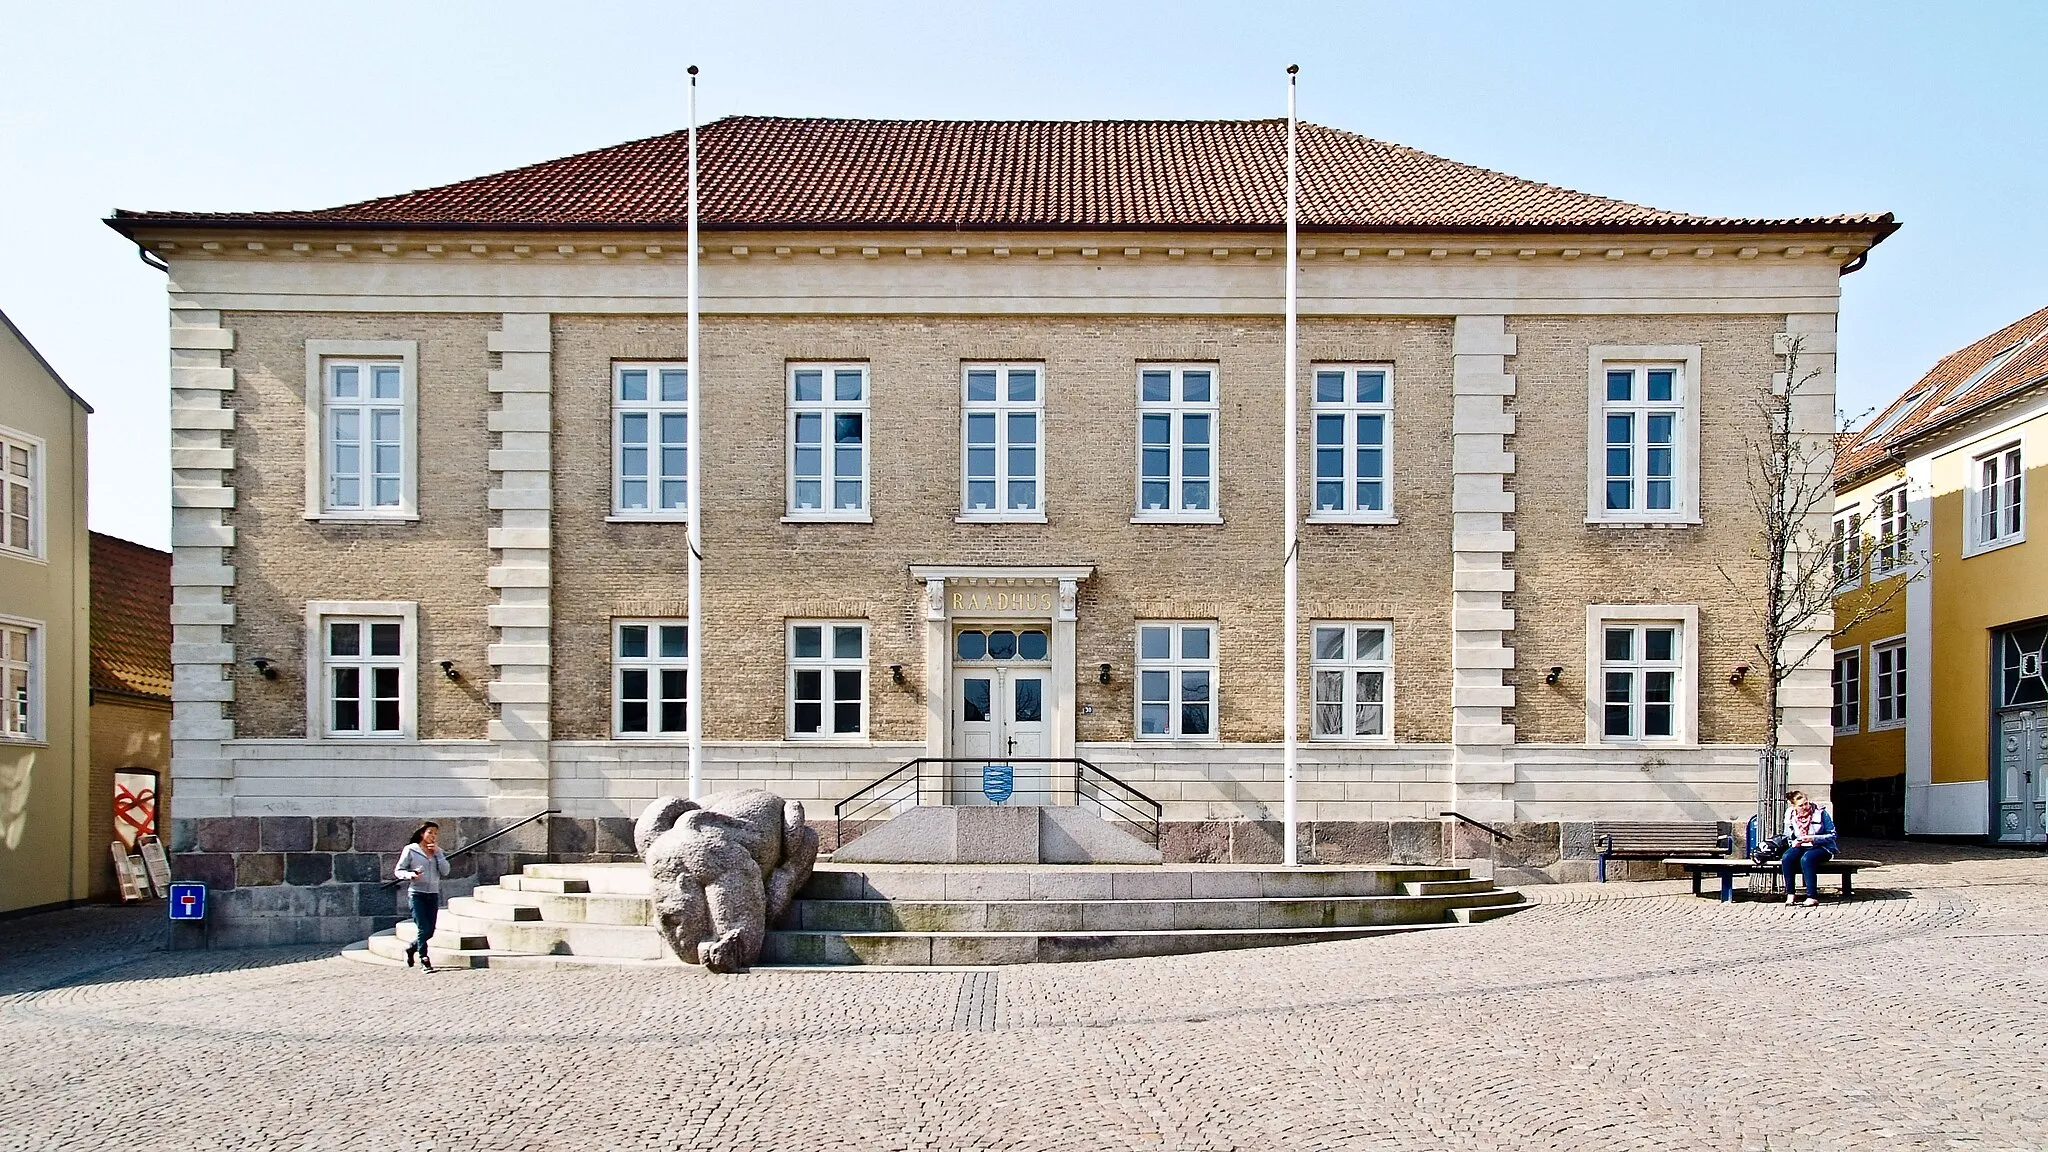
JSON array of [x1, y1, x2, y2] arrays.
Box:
[[788, 621, 866, 738], [1136, 366, 1218, 522], [613, 363, 689, 518], [1309, 365, 1393, 521], [1599, 621, 1681, 742], [0, 431, 36, 558], [1832, 506, 1864, 589], [1586, 348, 1700, 525], [1969, 442, 2023, 554], [1831, 648, 1861, 735], [1871, 638, 1905, 730], [305, 341, 419, 521], [1, 620, 37, 740], [615, 619, 690, 737], [961, 364, 1043, 520], [1136, 621, 1216, 739], [787, 364, 868, 520], [1872, 485, 1909, 574], [1310, 622, 1391, 740]]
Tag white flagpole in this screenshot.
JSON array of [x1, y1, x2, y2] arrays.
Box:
[[686, 65, 705, 801], [1282, 65, 1301, 867]]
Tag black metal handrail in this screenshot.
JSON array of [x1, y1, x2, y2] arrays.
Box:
[[1443, 810, 1511, 842], [833, 758, 1162, 848], [381, 807, 559, 888]]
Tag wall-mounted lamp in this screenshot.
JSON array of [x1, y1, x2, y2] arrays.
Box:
[[440, 660, 460, 681], [1545, 666, 1564, 686], [1098, 663, 1113, 685], [1729, 663, 1751, 685], [251, 657, 279, 680], [890, 664, 905, 685]]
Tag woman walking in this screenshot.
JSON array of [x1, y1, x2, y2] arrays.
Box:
[[395, 821, 451, 971], [1779, 791, 1839, 907]]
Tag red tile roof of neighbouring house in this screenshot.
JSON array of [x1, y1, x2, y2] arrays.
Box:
[[108, 117, 1897, 237], [89, 532, 171, 701], [1836, 303, 2048, 487]]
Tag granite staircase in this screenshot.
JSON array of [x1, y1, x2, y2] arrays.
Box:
[[344, 860, 1528, 969]]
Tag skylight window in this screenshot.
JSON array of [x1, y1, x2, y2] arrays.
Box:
[[1856, 391, 1927, 444]]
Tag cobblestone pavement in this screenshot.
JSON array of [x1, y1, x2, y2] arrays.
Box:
[[5, 840, 2047, 1151]]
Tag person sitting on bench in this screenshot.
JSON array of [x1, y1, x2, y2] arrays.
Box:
[[1780, 790, 1839, 907]]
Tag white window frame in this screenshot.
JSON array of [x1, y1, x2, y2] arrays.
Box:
[[1870, 635, 1906, 731], [0, 425, 44, 562], [303, 600, 418, 740], [1585, 604, 1699, 745], [303, 340, 419, 522], [1307, 364, 1396, 524], [1309, 621, 1393, 742], [1831, 646, 1862, 735], [1135, 620, 1219, 741], [1134, 364, 1222, 524], [610, 362, 691, 521], [959, 363, 1046, 523], [1585, 346, 1702, 526], [0, 615, 43, 743], [1831, 505, 1864, 590], [1964, 441, 2024, 556], [1872, 485, 1909, 575], [787, 620, 867, 740], [785, 363, 871, 522], [613, 619, 691, 738]]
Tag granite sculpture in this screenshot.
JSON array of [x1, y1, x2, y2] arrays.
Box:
[[634, 789, 820, 972]]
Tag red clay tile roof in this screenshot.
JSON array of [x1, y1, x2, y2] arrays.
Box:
[[110, 117, 1896, 236], [89, 532, 171, 701], [1837, 303, 2048, 487]]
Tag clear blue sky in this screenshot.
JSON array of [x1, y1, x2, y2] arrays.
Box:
[[2, 0, 2040, 550]]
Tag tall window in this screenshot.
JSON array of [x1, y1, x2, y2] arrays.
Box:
[[789, 621, 865, 738], [1601, 365, 1683, 518], [613, 363, 689, 517], [324, 617, 406, 737], [1136, 621, 1216, 739], [1310, 365, 1393, 519], [1, 432, 34, 557], [1872, 486, 1909, 574], [961, 364, 1043, 518], [1831, 507, 1864, 588], [1136, 366, 1218, 520], [1600, 622, 1680, 741], [788, 364, 869, 519], [1831, 648, 1862, 735], [1871, 639, 1905, 730], [1311, 622, 1391, 739], [1, 622, 34, 740], [323, 360, 406, 514], [1971, 443, 2023, 551], [615, 620, 690, 737]]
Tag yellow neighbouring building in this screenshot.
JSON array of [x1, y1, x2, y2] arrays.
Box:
[[1832, 304, 2048, 841]]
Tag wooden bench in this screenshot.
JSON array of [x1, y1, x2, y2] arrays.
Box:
[[1667, 856, 1881, 903], [1593, 822, 1732, 882]]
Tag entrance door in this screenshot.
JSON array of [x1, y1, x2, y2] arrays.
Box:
[[1995, 710, 2046, 844], [949, 626, 1051, 804]]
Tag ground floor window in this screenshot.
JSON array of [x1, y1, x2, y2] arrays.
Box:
[[789, 621, 866, 738], [1871, 639, 1905, 729], [615, 620, 690, 736], [306, 600, 417, 739], [1136, 621, 1216, 739], [1311, 621, 1390, 739], [1600, 621, 1681, 741], [1, 620, 35, 739], [1831, 648, 1862, 735]]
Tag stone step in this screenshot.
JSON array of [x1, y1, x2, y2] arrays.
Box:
[[517, 863, 652, 895], [438, 912, 672, 961], [472, 885, 654, 925], [802, 864, 1474, 903], [790, 891, 1519, 934], [1401, 878, 1496, 897], [761, 922, 1461, 966], [1450, 901, 1534, 925], [446, 895, 541, 923], [501, 875, 590, 895], [349, 930, 687, 972]]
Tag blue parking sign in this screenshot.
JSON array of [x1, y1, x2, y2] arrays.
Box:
[[168, 882, 206, 921]]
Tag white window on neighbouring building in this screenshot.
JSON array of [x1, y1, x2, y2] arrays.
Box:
[[1871, 638, 1906, 730], [1600, 622, 1682, 742], [1136, 621, 1216, 739], [1136, 366, 1219, 521], [1309, 365, 1393, 520], [1, 431, 36, 557], [323, 616, 408, 738], [323, 360, 408, 514], [961, 364, 1043, 519], [1831, 647, 1862, 735], [1832, 506, 1864, 589], [787, 364, 869, 519], [1872, 485, 1909, 574], [1310, 622, 1391, 740], [612, 363, 689, 518], [788, 621, 866, 738], [0, 621, 36, 740], [614, 620, 690, 737], [1969, 442, 2024, 553]]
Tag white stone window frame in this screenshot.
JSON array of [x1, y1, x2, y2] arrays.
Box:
[[0, 424, 45, 562], [1872, 484, 1910, 575], [303, 340, 420, 523], [303, 600, 419, 741], [1585, 604, 1699, 746], [1133, 364, 1223, 524], [1831, 645, 1862, 736], [1831, 503, 1865, 591], [1309, 620, 1394, 743], [958, 362, 1047, 524], [0, 614, 43, 743], [1307, 364, 1397, 524], [787, 619, 868, 741], [1585, 346, 1702, 527], [609, 362, 691, 522], [613, 618, 691, 739], [1964, 440, 2024, 557], [1134, 620, 1219, 742], [784, 363, 872, 523], [1870, 635, 1906, 731]]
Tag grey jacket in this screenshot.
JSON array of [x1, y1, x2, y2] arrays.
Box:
[[395, 843, 451, 896]]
